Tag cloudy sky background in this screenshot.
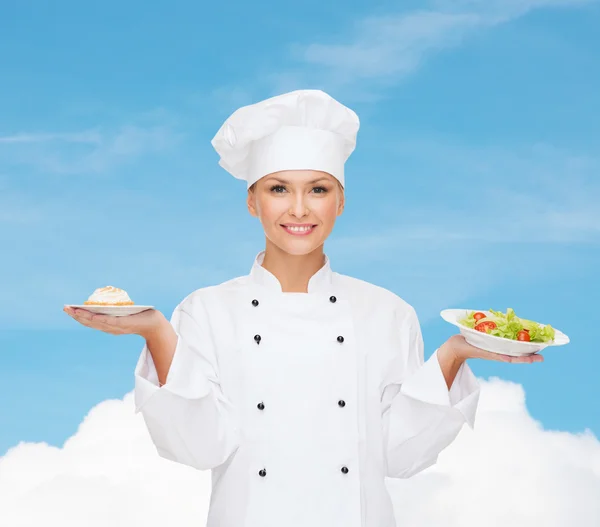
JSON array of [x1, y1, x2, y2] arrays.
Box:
[[1, 0, 599, 524]]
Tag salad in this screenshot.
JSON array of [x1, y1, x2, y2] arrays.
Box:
[[458, 308, 555, 343]]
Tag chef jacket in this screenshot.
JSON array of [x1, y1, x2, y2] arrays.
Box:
[[134, 250, 480, 527]]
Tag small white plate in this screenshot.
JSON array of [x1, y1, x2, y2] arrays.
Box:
[[65, 304, 155, 317], [440, 308, 570, 357]]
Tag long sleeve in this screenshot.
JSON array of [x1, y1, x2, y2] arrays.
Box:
[[134, 297, 241, 471], [381, 305, 480, 479]]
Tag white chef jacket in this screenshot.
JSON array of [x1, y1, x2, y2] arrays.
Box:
[[134, 251, 480, 527]]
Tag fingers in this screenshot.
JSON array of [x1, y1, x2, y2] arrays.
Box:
[[467, 345, 544, 363], [64, 307, 122, 334], [508, 354, 544, 364], [64, 307, 93, 327], [493, 353, 544, 364], [468, 347, 511, 362]]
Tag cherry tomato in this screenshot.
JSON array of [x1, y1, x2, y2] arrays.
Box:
[[517, 330, 531, 342], [474, 321, 497, 333], [473, 312, 487, 322]]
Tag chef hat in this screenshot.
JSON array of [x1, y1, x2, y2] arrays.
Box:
[[211, 89, 360, 189]]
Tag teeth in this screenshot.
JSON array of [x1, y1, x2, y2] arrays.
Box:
[[286, 225, 312, 232]]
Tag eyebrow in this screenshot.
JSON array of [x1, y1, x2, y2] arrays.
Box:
[[266, 177, 331, 185]]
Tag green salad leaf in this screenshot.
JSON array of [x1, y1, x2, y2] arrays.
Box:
[[457, 308, 555, 342]]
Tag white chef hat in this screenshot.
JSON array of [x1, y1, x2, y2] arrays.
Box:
[[211, 89, 360, 189]]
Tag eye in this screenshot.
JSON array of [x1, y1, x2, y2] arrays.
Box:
[[268, 184, 329, 194]]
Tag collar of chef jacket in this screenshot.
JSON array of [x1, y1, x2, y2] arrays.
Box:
[[249, 250, 333, 294]]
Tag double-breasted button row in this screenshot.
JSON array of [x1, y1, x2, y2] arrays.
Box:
[[256, 400, 345, 410], [252, 296, 337, 305], [251, 293, 347, 479], [254, 334, 343, 344], [258, 467, 349, 477]]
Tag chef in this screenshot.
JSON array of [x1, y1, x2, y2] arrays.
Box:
[[131, 89, 543, 527]]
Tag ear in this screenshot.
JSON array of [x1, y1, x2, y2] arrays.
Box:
[[336, 188, 345, 216], [247, 189, 258, 218]]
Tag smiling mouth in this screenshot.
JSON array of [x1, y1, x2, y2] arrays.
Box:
[[281, 224, 317, 235]]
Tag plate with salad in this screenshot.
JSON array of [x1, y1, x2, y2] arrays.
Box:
[[440, 308, 569, 356]]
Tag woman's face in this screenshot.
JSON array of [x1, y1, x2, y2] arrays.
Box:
[[247, 170, 344, 256]]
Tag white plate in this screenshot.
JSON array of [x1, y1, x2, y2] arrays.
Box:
[[440, 309, 570, 357], [65, 304, 155, 317]]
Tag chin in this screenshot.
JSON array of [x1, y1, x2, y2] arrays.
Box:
[[270, 236, 325, 257], [282, 246, 318, 256]]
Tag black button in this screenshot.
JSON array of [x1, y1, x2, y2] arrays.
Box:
[[338, 400, 346, 407], [252, 299, 259, 306], [329, 296, 337, 303], [341, 466, 349, 474], [337, 336, 344, 343], [257, 402, 265, 410], [259, 469, 267, 477], [254, 334, 261, 344]]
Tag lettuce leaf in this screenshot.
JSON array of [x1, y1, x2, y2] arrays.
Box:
[[457, 308, 555, 342]]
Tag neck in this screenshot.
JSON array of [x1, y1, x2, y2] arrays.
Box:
[[261, 241, 326, 293]]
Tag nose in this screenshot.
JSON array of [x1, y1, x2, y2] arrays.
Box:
[[288, 193, 309, 218]]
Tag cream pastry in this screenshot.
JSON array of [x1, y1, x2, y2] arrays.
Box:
[[84, 285, 134, 306]]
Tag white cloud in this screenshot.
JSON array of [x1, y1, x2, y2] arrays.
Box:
[[294, 0, 596, 92], [0, 123, 181, 175], [0, 131, 102, 145], [1, 379, 598, 526], [347, 143, 600, 246], [434, 0, 594, 20], [0, 397, 212, 526], [217, 0, 595, 101], [387, 377, 600, 526], [296, 11, 483, 81], [385, 139, 600, 243]]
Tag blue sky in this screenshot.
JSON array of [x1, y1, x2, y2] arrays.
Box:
[[1, 0, 599, 458]]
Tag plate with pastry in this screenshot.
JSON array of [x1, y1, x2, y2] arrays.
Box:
[[65, 285, 154, 317], [440, 307, 569, 357]]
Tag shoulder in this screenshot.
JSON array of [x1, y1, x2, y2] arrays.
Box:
[[173, 275, 249, 313], [334, 272, 417, 323]]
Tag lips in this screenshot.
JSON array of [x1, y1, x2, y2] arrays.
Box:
[[281, 224, 317, 235]]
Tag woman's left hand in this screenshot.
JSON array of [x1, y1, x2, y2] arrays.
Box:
[[442, 334, 544, 364]]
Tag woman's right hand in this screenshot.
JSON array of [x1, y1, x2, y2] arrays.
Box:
[[63, 306, 167, 339]]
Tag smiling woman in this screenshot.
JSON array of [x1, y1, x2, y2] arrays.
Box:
[[246, 170, 345, 281], [67, 89, 540, 527]]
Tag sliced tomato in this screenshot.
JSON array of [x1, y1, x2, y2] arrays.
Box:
[[474, 321, 497, 333], [473, 312, 487, 322], [517, 330, 531, 342]]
